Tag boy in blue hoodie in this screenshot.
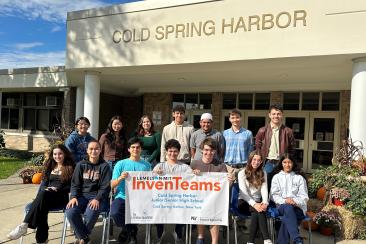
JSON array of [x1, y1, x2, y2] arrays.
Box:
[[65, 117, 95, 163]]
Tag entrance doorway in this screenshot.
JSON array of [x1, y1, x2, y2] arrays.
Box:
[[285, 112, 339, 172], [221, 110, 269, 138], [220, 110, 339, 172], [186, 110, 211, 129]]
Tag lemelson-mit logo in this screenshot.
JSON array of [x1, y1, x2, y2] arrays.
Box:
[[132, 175, 222, 191]]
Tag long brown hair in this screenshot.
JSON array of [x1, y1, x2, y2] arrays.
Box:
[[137, 115, 156, 136], [43, 144, 75, 183], [245, 151, 265, 189]]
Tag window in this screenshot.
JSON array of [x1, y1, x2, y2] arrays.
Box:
[[255, 93, 270, 110], [222, 93, 270, 110], [322, 92, 339, 111], [172, 93, 212, 109], [222, 93, 236, 109], [302, 92, 319, 110], [283, 93, 300, 110], [1, 92, 63, 132], [238, 93, 253, 109]]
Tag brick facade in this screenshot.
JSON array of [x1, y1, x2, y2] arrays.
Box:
[[340, 90, 350, 142], [4, 133, 58, 152], [143, 93, 172, 132], [271, 91, 282, 105]]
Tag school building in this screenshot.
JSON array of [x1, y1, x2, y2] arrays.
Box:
[[1, 0, 366, 172]]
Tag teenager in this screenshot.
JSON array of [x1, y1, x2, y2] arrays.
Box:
[[99, 115, 128, 169], [160, 105, 194, 164], [65, 117, 95, 163], [110, 137, 151, 244], [237, 152, 272, 244], [270, 154, 308, 244], [223, 109, 253, 181], [255, 104, 296, 174], [7, 144, 75, 243], [65, 140, 111, 244], [190, 138, 231, 244], [190, 113, 224, 162], [154, 139, 197, 244], [133, 115, 161, 164]]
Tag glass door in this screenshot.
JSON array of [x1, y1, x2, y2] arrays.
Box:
[[284, 112, 310, 171], [308, 113, 339, 170], [220, 110, 267, 136]]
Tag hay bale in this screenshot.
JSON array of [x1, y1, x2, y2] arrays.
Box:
[[323, 205, 366, 239]]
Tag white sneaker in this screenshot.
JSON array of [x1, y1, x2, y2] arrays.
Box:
[[264, 239, 273, 244], [7, 223, 28, 240]]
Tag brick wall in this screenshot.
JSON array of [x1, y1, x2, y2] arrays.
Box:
[[4, 133, 58, 152], [211, 92, 223, 130], [271, 91, 282, 105], [143, 93, 172, 132], [340, 90, 350, 142]]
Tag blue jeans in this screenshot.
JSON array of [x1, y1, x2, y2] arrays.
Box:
[[65, 195, 107, 239], [277, 204, 305, 244], [110, 198, 138, 234], [264, 159, 277, 174]]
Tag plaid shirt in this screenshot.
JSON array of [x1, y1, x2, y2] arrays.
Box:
[[223, 127, 253, 164]]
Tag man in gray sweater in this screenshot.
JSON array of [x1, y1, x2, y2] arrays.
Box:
[[160, 105, 195, 164]]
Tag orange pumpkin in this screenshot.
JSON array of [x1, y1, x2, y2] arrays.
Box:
[[302, 211, 319, 231], [317, 186, 326, 201], [32, 172, 43, 184]]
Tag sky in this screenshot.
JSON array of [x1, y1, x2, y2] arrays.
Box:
[[0, 0, 140, 69]]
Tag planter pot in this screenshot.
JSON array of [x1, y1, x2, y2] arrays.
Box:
[[317, 186, 326, 201], [333, 198, 345, 206], [22, 176, 32, 184], [320, 226, 333, 236], [302, 211, 319, 231]]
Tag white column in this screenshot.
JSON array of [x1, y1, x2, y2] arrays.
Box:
[[75, 86, 84, 119], [84, 72, 100, 138], [349, 58, 366, 146]]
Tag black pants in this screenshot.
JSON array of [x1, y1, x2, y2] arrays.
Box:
[[24, 189, 68, 243], [238, 199, 270, 243]]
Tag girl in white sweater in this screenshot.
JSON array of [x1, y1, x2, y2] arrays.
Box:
[[270, 153, 308, 244], [238, 151, 272, 244]]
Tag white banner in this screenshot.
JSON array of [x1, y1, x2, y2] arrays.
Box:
[[125, 172, 229, 225]]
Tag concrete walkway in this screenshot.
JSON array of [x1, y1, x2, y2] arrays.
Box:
[[0, 173, 363, 244]]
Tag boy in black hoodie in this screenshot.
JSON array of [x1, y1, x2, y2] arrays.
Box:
[[66, 140, 111, 244]]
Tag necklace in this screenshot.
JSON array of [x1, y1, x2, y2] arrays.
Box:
[[52, 167, 62, 174]]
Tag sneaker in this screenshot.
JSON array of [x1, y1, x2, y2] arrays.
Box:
[[173, 232, 184, 244], [79, 237, 91, 244], [7, 223, 28, 240], [128, 235, 137, 244], [196, 238, 204, 244], [264, 240, 273, 244]]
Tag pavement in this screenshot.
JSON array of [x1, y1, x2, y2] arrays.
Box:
[[0, 173, 365, 244]]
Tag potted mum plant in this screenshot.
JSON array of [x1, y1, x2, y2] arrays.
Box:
[[19, 165, 44, 184], [330, 187, 350, 206], [313, 210, 342, 236]]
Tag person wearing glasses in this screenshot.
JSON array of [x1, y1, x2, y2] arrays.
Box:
[[65, 117, 95, 163]]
